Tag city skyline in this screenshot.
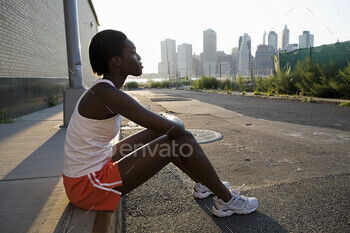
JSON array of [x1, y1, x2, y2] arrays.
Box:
[[91, 0, 350, 73]]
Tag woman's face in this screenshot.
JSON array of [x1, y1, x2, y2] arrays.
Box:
[[119, 39, 143, 76]]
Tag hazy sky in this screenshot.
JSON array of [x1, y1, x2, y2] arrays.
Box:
[[91, 0, 350, 73]]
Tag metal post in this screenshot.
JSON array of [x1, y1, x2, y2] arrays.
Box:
[[63, 0, 83, 88], [63, 0, 86, 126]]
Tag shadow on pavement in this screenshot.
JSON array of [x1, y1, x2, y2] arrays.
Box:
[[0, 105, 63, 144], [195, 198, 287, 233], [0, 129, 65, 233]]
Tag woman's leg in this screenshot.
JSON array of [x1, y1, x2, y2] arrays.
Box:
[[112, 128, 200, 183], [112, 128, 162, 161], [114, 131, 231, 202]]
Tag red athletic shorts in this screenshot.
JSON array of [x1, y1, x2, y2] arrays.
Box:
[[62, 159, 123, 211]]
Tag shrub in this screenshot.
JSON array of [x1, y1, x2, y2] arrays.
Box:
[[255, 76, 269, 92], [219, 79, 233, 91], [329, 62, 350, 99], [192, 76, 219, 89], [293, 58, 334, 97], [180, 77, 191, 86], [237, 74, 243, 91], [125, 81, 139, 89], [275, 66, 298, 94], [148, 80, 169, 88], [160, 80, 170, 88]]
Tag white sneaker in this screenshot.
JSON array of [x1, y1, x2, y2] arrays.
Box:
[[212, 185, 259, 217], [193, 181, 230, 199]]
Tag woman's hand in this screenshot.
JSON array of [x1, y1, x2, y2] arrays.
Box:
[[159, 112, 184, 129]]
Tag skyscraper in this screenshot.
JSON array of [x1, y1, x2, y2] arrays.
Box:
[[255, 44, 274, 76], [299, 31, 314, 49], [158, 39, 177, 78], [177, 43, 193, 78], [238, 33, 251, 76], [279, 25, 290, 50], [268, 31, 278, 53], [262, 30, 267, 45], [203, 29, 217, 76], [192, 54, 200, 77], [217, 51, 233, 77], [231, 47, 239, 77]]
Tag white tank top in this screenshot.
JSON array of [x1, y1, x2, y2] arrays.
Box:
[[63, 79, 123, 178]]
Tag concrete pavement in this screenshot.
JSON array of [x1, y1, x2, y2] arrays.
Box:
[[123, 89, 350, 232], [0, 105, 67, 233]]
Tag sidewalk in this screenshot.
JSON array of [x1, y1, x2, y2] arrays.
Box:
[[0, 105, 67, 233], [0, 105, 121, 233]]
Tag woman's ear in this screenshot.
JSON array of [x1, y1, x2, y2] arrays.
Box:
[[111, 56, 121, 66]]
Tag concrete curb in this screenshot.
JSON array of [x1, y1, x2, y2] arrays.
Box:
[[92, 130, 124, 233], [93, 197, 123, 233], [57, 131, 124, 233], [55, 198, 123, 233]]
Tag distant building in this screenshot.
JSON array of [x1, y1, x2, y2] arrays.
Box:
[[199, 52, 204, 76], [268, 31, 278, 53], [217, 51, 233, 77], [177, 43, 193, 78], [262, 30, 267, 45], [299, 31, 314, 48], [255, 44, 274, 76], [192, 54, 200, 77], [285, 43, 298, 52], [279, 25, 290, 50], [238, 33, 252, 76], [158, 39, 177, 78], [231, 47, 239, 77], [203, 29, 217, 76]]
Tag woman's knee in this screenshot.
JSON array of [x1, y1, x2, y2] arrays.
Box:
[[177, 130, 195, 143]]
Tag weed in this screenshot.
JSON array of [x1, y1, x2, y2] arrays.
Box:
[[48, 94, 59, 107], [266, 91, 274, 96], [0, 108, 15, 123], [339, 102, 350, 107]]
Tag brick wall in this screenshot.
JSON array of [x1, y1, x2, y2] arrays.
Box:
[[0, 0, 100, 117], [0, 0, 98, 84]]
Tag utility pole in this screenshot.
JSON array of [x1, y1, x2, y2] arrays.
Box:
[[63, 0, 85, 126]]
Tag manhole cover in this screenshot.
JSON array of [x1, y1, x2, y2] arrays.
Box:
[[188, 129, 222, 144]]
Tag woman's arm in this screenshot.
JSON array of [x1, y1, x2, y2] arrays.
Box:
[[98, 84, 185, 138]]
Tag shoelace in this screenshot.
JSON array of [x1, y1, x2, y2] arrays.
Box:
[[230, 184, 248, 202], [213, 184, 247, 202]]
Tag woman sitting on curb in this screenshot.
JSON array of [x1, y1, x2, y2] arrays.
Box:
[[62, 29, 258, 217]]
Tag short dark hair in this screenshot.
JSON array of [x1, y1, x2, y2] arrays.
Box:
[[89, 30, 127, 76]]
